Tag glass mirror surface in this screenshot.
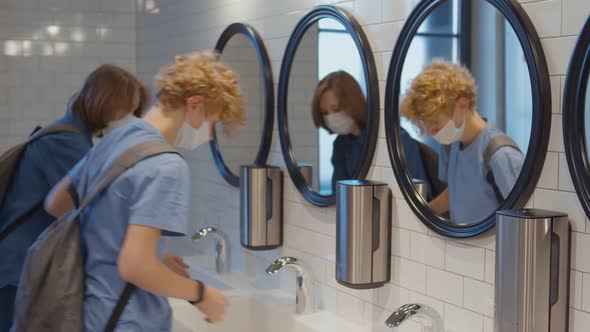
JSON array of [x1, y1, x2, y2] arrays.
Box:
[[216, 33, 265, 175], [287, 17, 368, 196], [398, 0, 532, 225]]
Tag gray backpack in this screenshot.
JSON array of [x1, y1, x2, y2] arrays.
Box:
[[11, 139, 179, 332], [0, 124, 80, 241]]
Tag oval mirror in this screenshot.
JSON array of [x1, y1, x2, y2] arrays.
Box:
[[211, 23, 274, 186], [385, 0, 551, 237], [277, 5, 379, 206], [564, 16, 590, 220]]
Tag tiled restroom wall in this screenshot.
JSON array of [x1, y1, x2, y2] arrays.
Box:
[[135, 1, 590, 331], [0, 0, 137, 153]]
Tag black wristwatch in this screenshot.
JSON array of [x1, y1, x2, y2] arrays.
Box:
[[188, 280, 205, 305]]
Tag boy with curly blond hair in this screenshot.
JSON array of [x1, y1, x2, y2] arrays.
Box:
[[401, 59, 524, 223], [45, 51, 245, 330]]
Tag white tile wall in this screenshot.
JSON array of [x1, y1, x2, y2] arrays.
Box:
[[0, 0, 136, 152], [136, 0, 590, 331]]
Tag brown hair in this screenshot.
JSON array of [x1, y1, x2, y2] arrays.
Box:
[[155, 51, 246, 131], [69, 64, 148, 133], [401, 59, 477, 132], [312, 71, 367, 131]]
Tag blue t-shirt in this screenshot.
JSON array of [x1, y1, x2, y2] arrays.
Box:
[[67, 118, 189, 332], [438, 124, 524, 224], [0, 109, 92, 288]]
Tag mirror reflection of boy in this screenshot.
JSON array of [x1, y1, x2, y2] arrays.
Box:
[[401, 59, 524, 224]]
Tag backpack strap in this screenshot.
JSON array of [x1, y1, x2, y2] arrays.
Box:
[[104, 283, 137, 332], [483, 134, 521, 204], [70, 139, 179, 332], [27, 123, 81, 143]]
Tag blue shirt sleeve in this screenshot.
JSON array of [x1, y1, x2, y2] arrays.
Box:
[[123, 154, 190, 236], [67, 155, 88, 194], [29, 132, 92, 187], [489, 146, 525, 197]]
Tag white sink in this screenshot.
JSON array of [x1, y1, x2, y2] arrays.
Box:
[[170, 291, 365, 332], [170, 255, 371, 332]]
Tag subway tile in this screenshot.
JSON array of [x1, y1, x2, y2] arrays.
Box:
[[365, 22, 398, 53], [392, 227, 411, 259], [558, 153, 575, 192], [392, 256, 427, 294], [410, 232, 445, 269], [522, 0, 561, 38], [483, 316, 494, 332], [534, 188, 585, 232], [375, 282, 410, 311], [571, 308, 590, 332], [335, 290, 365, 326], [547, 113, 564, 152], [550, 76, 562, 114], [562, 0, 590, 36], [382, 0, 418, 22], [541, 37, 578, 76], [393, 197, 430, 233], [283, 224, 335, 259], [463, 278, 494, 317], [426, 267, 463, 306], [582, 272, 590, 312], [444, 303, 484, 332], [571, 270, 583, 310], [484, 250, 496, 284], [537, 152, 559, 189], [353, 0, 382, 25], [445, 241, 486, 281], [572, 232, 590, 273]]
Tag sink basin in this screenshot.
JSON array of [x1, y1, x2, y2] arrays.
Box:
[[170, 292, 365, 332]]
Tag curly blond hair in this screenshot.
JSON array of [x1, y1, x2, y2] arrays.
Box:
[[155, 51, 246, 130], [401, 59, 477, 131]]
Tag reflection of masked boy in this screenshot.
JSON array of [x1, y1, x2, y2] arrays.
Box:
[[401, 60, 524, 224]]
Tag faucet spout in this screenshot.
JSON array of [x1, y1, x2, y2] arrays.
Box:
[[266, 257, 314, 315], [385, 303, 443, 331], [191, 227, 229, 274]]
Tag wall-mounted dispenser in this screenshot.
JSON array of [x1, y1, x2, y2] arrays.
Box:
[[495, 209, 570, 332], [297, 163, 312, 187], [240, 165, 283, 250], [412, 179, 428, 198], [336, 180, 391, 289]]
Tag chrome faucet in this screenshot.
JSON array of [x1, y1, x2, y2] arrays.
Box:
[[266, 257, 314, 315], [191, 227, 228, 274], [385, 303, 442, 331]]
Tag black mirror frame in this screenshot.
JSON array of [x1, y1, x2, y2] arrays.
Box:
[[384, 0, 552, 238], [563, 16, 590, 219], [211, 23, 275, 187], [277, 5, 380, 207]]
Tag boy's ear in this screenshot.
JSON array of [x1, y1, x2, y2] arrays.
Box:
[[457, 97, 470, 110]]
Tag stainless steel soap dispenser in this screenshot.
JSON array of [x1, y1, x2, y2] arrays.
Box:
[[240, 165, 283, 250], [495, 209, 570, 332], [336, 180, 392, 289]]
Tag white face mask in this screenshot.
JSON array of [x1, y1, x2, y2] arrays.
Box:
[[323, 112, 354, 135], [175, 105, 211, 150], [432, 114, 465, 145], [103, 114, 134, 136]]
